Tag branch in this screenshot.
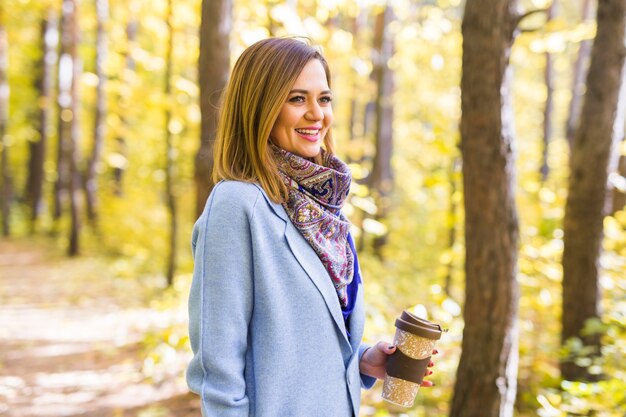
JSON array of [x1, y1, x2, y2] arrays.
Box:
[[519, 26, 544, 34], [513, 7, 551, 28]]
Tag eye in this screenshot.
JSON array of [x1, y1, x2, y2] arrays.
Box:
[[288, 95, 305, 103], [320, 95, 333, 104]]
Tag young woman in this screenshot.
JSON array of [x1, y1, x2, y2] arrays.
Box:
[[186, 37, 434, 416]]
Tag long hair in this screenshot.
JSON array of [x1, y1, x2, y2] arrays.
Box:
[[212, 37, 334, 203]]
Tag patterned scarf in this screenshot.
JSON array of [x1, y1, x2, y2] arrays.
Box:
[[270, 144, 354, 307]]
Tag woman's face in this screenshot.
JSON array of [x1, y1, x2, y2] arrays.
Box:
[[270, 59, 333, 158]]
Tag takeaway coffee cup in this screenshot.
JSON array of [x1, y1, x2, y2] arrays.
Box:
[[382, 311, 443, 407]]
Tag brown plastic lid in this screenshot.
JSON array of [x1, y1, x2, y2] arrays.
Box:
[[395, 310, 443, 340]]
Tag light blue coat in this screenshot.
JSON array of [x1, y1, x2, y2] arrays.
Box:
[[186, 180, 375, 417]]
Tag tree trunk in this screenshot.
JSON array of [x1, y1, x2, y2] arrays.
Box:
[[347, 9, 366, 156], [611, 152, 626, 214], [561, 0, 626, 382], [450, 1, 520, 416], [0, 13, 11, 237], [444, 156, 460, 298], [84, 0, 108, 225], [541, 0, 558, 181], [57, 0, 82, 255], [112, 9, 137, 196], [26, 11, 57, 232], [369, 5, 395, 257], [54, 5, 70, 223], [346, 10, 366, 251], [565, 0, 594, 146], [164, 0, 177, 286], [196, 0, 231, 218], [266, 4, 277, 36], [358, 99, 376, 253]]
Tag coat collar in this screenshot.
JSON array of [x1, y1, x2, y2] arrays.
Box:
[[255, 185, 351, 349]]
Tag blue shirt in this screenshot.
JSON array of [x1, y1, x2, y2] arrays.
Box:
[[342, 233, 361, 337]]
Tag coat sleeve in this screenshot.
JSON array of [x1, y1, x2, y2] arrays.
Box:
[[186, 182, 259, 416], [358, 344, 377, 389]]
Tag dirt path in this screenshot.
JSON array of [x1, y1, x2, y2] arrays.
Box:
[[0, 239, 200, 417]]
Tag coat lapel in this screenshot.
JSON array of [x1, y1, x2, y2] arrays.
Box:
[[284, 225, 350, 346], [260, 188, 351, 348]]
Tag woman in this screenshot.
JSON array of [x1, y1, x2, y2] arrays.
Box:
[[187, 37, 434, 416]]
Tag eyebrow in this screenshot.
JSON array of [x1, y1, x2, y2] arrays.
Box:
[[289, 89, 332, 95]]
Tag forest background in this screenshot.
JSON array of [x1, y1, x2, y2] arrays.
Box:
[[0, 0, 625, 416]]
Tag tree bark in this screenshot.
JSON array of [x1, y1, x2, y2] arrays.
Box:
[[561, 0, 626, 381], [84, 0, 108, 225], [0, 12, 11, 237], [450, 1, 520, 416], [565, 0, 594, 146], [347, 9, 366, 157], [164, 0, 177, 286], [54, 5, 70, 223], [196, 0, 231, 218], [611, 152, 626, 214], [267, 4, 277, 36], [444, 156, 460, 298], [540, 0, 558, 181], [26, 11, 57, 231], [112, 9, 137, 196], [57, 0, 82, 255], [369, 5, 395, 257]]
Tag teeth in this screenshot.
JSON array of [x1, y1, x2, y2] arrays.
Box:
[[295, 128, 319, 135]]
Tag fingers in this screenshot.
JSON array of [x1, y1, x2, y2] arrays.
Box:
[[360, 341, 396, 380], [365, 342, 438, 386], [373, 341, 396, 355], [363, 342, 395, 369], [423, 352, 436, 387], [422, 353, 438, 388], [428, 349, 438, 368]]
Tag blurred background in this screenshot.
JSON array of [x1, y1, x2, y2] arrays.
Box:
[[0, 0, 625, 416]]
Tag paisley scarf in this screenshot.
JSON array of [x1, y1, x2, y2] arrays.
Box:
[[271, 144, 354, 307]]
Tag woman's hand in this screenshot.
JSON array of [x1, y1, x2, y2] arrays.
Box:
[[359, 342, 438, 387]]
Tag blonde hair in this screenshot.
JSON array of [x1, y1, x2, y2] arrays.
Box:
[[212, 37, 334, 203]]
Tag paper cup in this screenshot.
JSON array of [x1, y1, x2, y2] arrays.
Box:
[[381, 311, 443, 407]]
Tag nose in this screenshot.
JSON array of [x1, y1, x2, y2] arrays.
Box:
[[305, 101, 324, 121]]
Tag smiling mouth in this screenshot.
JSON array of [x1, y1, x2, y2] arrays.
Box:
[[295, 128, 321, 136]]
